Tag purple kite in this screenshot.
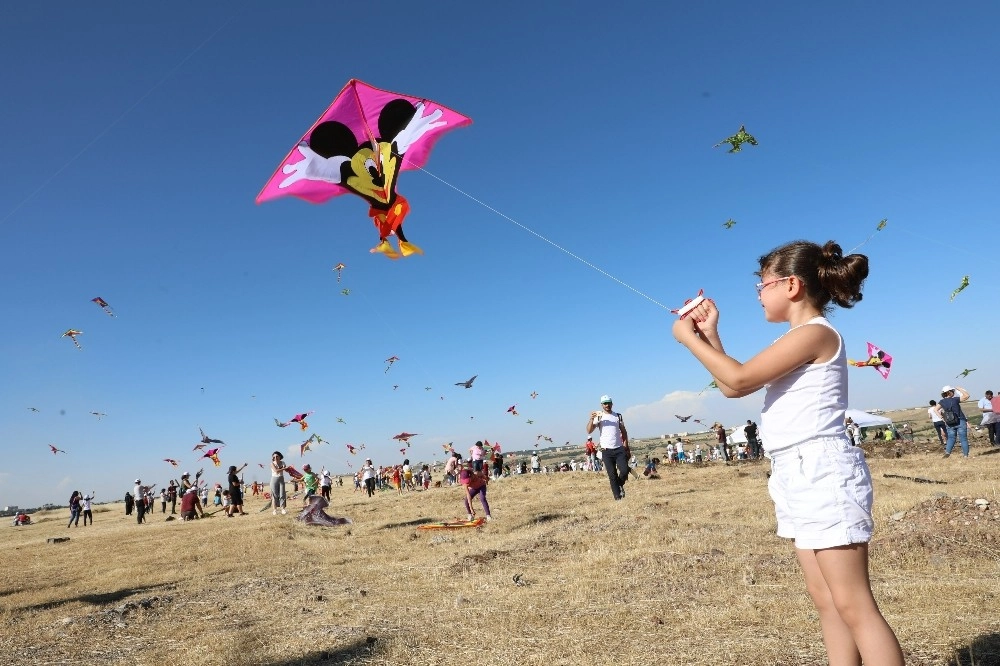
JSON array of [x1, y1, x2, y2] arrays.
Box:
[[849, 342, 892, 380], [256, 79, 472, 259]]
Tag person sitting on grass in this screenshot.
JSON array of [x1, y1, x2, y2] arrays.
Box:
[[180, 487, 203, 521]]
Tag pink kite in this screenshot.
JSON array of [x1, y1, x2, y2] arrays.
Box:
[[849, 342, 892, 379], [256, 79, 472, 259], [275, 412, 313, 430]]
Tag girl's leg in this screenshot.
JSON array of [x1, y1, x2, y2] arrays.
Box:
[[798, 545, 904, 666], [477, 487, 491, 518]]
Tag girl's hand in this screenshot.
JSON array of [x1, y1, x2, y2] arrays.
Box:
[[672, 316, 700, 344], [688, 298, 719, 335]]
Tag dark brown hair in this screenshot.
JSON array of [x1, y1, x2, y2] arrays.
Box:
[[758, 240, 868, 313]]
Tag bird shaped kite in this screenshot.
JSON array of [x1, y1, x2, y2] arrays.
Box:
[[526, 419, 534, 424], [698, 380, 719, 395], [300, 436, 316, 457], [201, 448, 222, 466], [256, 79, 472, 259], [392, 432, 419, 444], [91, 297, 115, 317], [424, 386, 432, 391], [671, 289, 707, 320], [336, 417, 347, 424], [849, 218, 888, 253], [507, 405, 518, 416], [392, 384, 399, 390], [536, 435, 553, 443], [714, 125, 758, 153], [399, 447, 407, 455], [455, 375, 478, 388], [849, 342, 892, 379], [164, 459, 180, 467], [332, 262, 345, 282], [441, 442, 454, 452], [49, 444, 66, 455], [198, 427, 225, 445], [90, 411, 107, 420], [530, 391, 539, 399], [346, 443, 358, 455], [384, 356, 399, 373], [723, 219, 737, 229], [950, 276, 970, 301], [62, 329, 83, 350], [675, 415, 693, 422], [275, 412, 313, 430], [957, 368, 977, 378], [27, 407, 39, 412]]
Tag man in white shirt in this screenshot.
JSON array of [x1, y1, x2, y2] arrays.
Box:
[[585, 395, 630, 500], [978, 390, 998, 447], [927, 400, 947, 448]]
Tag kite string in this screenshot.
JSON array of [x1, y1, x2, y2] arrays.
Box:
[[406, 162, 671, 311], [0, 6, 243, 228]]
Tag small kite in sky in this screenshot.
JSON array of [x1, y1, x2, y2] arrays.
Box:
[[530, 391, 539, 399], [723, 219, 737, 229], [392, 384, 399, 390], [714, 125, 758, 153], [507, 405, 518, 416], [849, 342, 892, 380], [399, 447, 407, 455], [536, 435, 553, 443], [90, 411, 107, 420], [950, 276, 970, 301], [91, 297, 115, 317], [385, 356, 399, 373], [198, 427, 225, 445], [455, 375, 478, 388], [849, 218, 888, 253], [256, 79, 472, 259], [62, 329, 83, 350], [164, 459, 180, 467], [49, 444, 67, 455], [332, 263, 345, 282], [392, 432, 419, 444], [671, 289, 706, 320], [341, 288, 350, 296], [693, 418, 707, 427], [336, 417, 347, 424], [27, 407, 40, 412], [698, 380, 719, 395], [526, 419, 534, 424], [442, 442, 454, 452], [300, 436, 316, 457], [275, 412, 313, 430], [346, 443, 357, 455], [424, 386, 432, 391], [676, 415, 692, 422], [956, 368, 976, 378], [201, 448, 222, 466]]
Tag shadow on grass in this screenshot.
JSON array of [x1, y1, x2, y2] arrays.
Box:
[[379, 517, 435, 529], [948, 632, 1000, 666], [18, 582, 172, 612], [262, 637, 378, 665], [976, 447, 1000, 457]]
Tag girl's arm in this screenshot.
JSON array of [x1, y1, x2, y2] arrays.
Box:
[[673, 303, 838, 396]]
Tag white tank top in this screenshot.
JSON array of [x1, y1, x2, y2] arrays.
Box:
[[760, 317, 847, 452]]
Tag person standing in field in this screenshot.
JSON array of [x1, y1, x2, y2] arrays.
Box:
[[459, 460, 493, 521], [270, 451, 288, 515], [320, 468, 332, 500], [936, 385, 971, 458], [167, 481, 178, 514], [584, 436, 598, 471], [361, 458, 377, 497], [228, 463, 248, 516], [977, 389, 998, 447], [672, 239, 904, 666], [67, 491, 82, 528], [744, 420, 761, 458], [927, 400, 947, 448], [133, 480, 147, 524], [81, 492, 95, 525], [586, 395, 630, 500]]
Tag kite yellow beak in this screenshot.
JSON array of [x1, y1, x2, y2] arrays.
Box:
[[371, 240, 401, 259], [398, 241, 423, 257]]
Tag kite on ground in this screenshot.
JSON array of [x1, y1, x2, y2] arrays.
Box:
[[507, 405, 518, 416], [714, 125, 758, 153], [455, 375, 478, 388], [672, 289, 706, 320], [198, 427, 225, 445], [392, 432, 419, 444], [384, 356, 399, 373], [950, 276, 970, 301], [275, 412, 313, 430], [49, 444, 66, 455], [201, 448, 222, 466], [849, 342, 892, 380], [957, 368, 976, 378], [256, 79, 472, 259], [164, 459, 180, 467], [62, 329, 83, 350], [91, 297, 115, 317], [530, 391, 538, 399], [723, 219, 737, 229], [297, 495, 352, 527], [332, 263, 345, 282]]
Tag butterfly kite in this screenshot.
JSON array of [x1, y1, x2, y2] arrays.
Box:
[[455, 375, 477, 388], [201, 448, 223, 466], [332, 262, 345, 282], [275, 412, 313, 430], [256, 79, 472, 259], [91, 297, 115, 317], [507, 405, 518, 416], [950, 276, 970, 301], [49, 444, 66, 455], [62, 329, 83, 350], [164, 459, 180, 467], [723, 219, 737, 229], [392, 432, 419, 444], [198, 427, 225, 445], [714, 125, 758, 153], [849, 342, 892, 379], [957, 368, 976, 378]]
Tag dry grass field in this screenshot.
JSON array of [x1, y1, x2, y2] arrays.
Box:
[[3, 410, 998, 666]]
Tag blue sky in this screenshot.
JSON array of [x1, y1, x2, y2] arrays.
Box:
[[2, 2, 998, 508]]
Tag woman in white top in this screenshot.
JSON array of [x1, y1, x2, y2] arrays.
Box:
[[672, 240, 903, 666], [270, 451, 288, 515]]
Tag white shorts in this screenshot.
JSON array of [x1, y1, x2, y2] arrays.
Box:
[[767, 437, 873, 549]]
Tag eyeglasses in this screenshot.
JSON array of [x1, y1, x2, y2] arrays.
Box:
[[755, 276, 792, 297]]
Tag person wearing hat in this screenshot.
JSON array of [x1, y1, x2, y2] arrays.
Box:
[[584, 436, 598, 471], [133, 479, 147, 524], [227, 463, 248, 516], [586, 395, 630, 500], [180, 486, 203, 521], [935, 385, 970, 457]]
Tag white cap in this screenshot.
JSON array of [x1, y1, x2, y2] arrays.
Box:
[[600, 395, 612, 403], [941, 385, 956, 393], [135, 479, 141, 484]]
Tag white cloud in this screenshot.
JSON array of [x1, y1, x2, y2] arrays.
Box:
[[622, 390, 765, 439]]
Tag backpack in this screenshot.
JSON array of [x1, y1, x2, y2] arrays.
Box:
[[942, 405, 960, 427]]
